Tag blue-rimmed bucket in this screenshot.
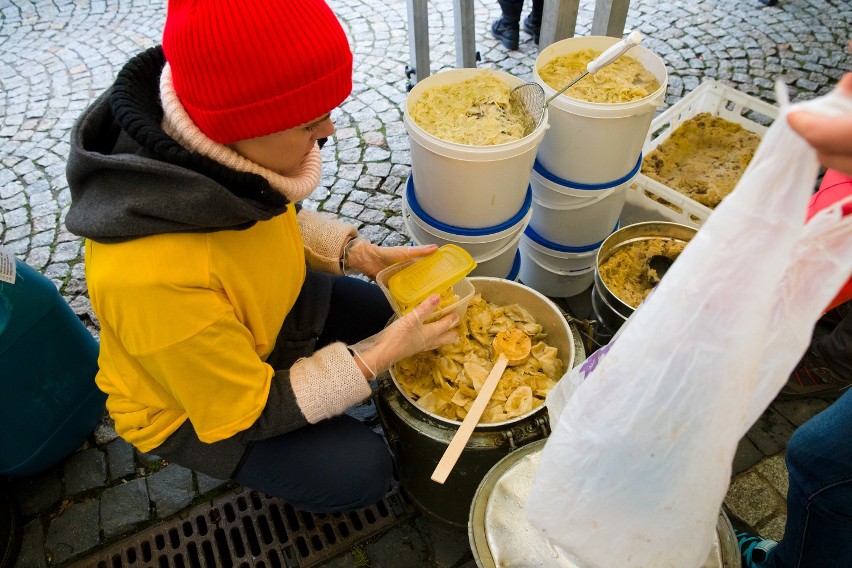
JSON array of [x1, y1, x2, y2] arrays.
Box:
[[403, 177, 532, 279], [404, 68, 549, 229], [506, 250, 521, 282], [533, 36, 667, 185], [529, 157, 635, 248], [518, 222, 619, 298]]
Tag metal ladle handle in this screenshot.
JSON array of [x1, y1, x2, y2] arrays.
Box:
[[545, 30, 644, 105]]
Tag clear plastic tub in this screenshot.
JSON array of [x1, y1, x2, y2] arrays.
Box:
[[376, 245, 476, 322]]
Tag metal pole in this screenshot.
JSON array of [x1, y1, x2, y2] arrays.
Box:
[[407, 0, 431, 84], [539, 0, 581, 49], [454, 0, 477, 68]]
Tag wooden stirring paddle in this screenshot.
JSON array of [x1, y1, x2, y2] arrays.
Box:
[[431, 328, 532, 484]]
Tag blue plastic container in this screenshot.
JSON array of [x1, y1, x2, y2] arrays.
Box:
[[0, 257, 105, 477]]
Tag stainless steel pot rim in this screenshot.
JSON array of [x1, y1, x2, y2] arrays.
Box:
[[386, 276, 579, 430], [594, 221, 698, 313], [386, 369, 545, 429]]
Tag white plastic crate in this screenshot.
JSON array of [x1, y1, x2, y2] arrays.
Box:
[[621, 175, 710, 228], [627, 79, 780, 227]]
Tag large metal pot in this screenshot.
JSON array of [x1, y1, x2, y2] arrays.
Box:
[[375, 277, 585, 528], [593, 221, 698, 332], [469, 439, 741, 568]]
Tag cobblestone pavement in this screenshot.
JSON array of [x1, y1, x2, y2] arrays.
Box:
[[2, 0, 851, 566]]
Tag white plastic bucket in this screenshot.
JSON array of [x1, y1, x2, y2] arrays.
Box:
[[470, 228, 524, 278], [519, 244, 595, 298], [404, 184, 528, 279], [533, 36, 667, 185], [529, 157, 635, 247], [506, 250, 521, 281], [520, 223, 612, 273], [403, 176, 533, 259], [404, 68, 549, 229]]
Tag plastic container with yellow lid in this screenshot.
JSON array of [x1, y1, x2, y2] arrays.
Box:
[[377, 244, 477, 320]]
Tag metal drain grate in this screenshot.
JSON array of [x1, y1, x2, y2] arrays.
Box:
[[71, 483, 416, 568]]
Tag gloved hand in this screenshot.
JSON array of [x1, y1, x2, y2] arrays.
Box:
[[345, 239, 438, 280], [350, 294, 460, 379]]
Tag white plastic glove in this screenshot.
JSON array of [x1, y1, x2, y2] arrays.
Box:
[[350, 294, 460, 379]]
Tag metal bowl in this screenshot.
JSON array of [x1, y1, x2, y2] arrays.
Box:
[[388, 276, 578, 429], [593, 221, 698, 332]]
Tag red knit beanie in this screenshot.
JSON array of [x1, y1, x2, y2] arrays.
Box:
[[162, 0, 353, 144]]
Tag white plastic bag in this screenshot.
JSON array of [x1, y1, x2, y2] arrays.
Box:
[[525, 84, 852, 568]]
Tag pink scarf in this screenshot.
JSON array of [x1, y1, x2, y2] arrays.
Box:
[[159, 63, 322, 203]]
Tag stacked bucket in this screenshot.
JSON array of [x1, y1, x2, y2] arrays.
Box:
[[402, 69, 549, 281], [518, 36, 668, 297]]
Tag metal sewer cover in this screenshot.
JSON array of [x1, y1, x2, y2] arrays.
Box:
[[71, 483, 416, 568]]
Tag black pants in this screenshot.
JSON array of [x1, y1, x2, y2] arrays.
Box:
[[820, 304, 852, 378], [235, 275, 395, 512]]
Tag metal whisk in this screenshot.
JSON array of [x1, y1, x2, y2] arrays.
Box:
[[511, 31, 644, 135]]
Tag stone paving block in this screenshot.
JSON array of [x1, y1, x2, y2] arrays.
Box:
[[45, 498, 100, 564], [100, 478, 150, 538], [755, 453, 789, 499], [11, 469, 63, 517], [364, 524, 430, 567], [147, 464, 194, 518], [771, 398, 829, 427], [724, 471, 785, 529], [136, 449, 161, 466], [758, 514, 787, 543], [414, 516, 471, 568], [318, 552, 357, 567], [732, 436, 765, 475], [745, 407, 797, 457], [106, 438, 136, 480], [63, 447, 108, 496], [13, 519, 47, 568], [196, 472, 229, 495]]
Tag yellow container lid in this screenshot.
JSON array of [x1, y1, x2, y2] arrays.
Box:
[[387, 244, 477, 309]]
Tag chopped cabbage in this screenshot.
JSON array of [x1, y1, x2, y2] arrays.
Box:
[[409, 72, 532, 145], [538, 49, 660, 103]]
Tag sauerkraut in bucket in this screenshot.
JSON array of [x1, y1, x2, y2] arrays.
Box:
[[538, 48, 660, 104], [532, 35, 668, 185], [408, 71, 534, 145]]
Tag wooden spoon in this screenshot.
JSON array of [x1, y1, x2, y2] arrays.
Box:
[[431, 328, 532, 484]]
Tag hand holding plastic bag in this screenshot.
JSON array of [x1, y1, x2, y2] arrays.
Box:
[[525, 82, 852, 568]]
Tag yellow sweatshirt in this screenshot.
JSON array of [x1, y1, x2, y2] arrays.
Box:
[[86, 208, 305, 452]]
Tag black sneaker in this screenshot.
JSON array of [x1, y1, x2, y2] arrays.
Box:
[[779, 345, 852, 400], [522, 14, 540, 45], [491, 16, 519, 50]]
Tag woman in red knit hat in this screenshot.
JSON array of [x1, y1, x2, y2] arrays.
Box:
[[65, 0, 458, 512]]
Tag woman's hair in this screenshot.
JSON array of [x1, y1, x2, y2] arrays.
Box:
[[162, 0, 353, 144]]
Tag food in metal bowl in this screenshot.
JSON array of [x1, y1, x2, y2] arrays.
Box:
[[538, 48, 660, 103], [408, 71, 533, 145], [598, 237, 686, 308], [393, 293, 564, 423]]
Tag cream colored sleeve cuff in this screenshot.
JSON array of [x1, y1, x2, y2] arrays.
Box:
[[297, 209, 358, 274], [289, 342, 372, 424]]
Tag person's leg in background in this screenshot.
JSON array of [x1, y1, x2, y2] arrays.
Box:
[[761, 388, 852, 567], [522, 0, 543, 45], [781, 304, 852, 399], [491, 0, 524, 50], [816, 304, 852, 377]]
